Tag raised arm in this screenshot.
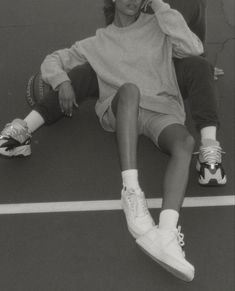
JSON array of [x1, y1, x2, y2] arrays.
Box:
[[41, 41, 88, 90], [150, 0, 204, 58]]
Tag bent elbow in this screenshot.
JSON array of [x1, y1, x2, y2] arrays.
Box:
[[192, 43, 204, 56], [40, 62, 49, 84]]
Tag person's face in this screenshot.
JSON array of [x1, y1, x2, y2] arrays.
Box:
[[114, 0, 144, 17]]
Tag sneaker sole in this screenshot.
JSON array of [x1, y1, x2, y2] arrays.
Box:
[[121, 199, 154, 239], [126, 219, 155, 239], [121, 198, 142, 239], [136, 240, 194, 282], [198, 178, 227, 186], [127, 225, 142, 239], [196, 162, 227, 186], [198, 174, 227, 186], [0, 145, 31, 158], [122, 209, 145, 239]]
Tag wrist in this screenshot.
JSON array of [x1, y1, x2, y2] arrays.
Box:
[[61, 80, 71, 86], [151, 0, 164, 12], [58, 80, 71, 89]]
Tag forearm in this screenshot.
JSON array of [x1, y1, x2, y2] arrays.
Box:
[[41, 42, 87, 90], [151, 0, 204, 57], [41, 53, 71, 91]]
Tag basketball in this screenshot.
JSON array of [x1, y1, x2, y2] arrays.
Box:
[[25, 72, 52, 107]]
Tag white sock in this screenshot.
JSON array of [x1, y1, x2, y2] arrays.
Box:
[[121, 169, 141, 191], [200, 126, 217, 142], [201, 138, 220, 147], [24, 110, 45, 133], [159, 209, 179, 230]]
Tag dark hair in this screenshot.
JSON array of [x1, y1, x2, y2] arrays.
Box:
[[103, 0, 115, 25]]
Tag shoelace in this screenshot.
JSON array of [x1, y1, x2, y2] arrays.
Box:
[[194, 145, 225, 166], [1, 122, 31, 144], [176, 226, 185, 247], [126, 190, 149, 218], [174, 226, 185, 257], [157, 226, 186, 257]]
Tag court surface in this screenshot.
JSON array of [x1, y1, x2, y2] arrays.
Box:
[[0, 0, 234, 290]]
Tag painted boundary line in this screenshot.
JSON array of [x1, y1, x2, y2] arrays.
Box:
[[0, 195, 234, 215]]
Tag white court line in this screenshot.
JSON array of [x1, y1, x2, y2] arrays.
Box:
[[0, 195, 234, 215]]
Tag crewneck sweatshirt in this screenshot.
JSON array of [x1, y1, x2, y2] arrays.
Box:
[[41, 0, 203, 130]]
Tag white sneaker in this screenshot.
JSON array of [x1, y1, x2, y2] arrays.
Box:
[[196, 139, 226, 186], [0, 119, 31, 157], [136, 226, 195, 282], [121, 188, 155, 239]]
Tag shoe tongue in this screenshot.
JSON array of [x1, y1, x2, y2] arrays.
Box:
[[158, 227, 177, 235], [201, 138, 220, 147], [12, 119, 27, 127], [147, 228, 178, 245]]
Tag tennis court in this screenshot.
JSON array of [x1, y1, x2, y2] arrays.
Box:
[[0, 0, 234, 290]]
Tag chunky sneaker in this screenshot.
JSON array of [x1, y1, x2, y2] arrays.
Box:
[[195, 139, 226, 186], [136, 226, 195, 282], [0, 119, 31, 157], [121, 188, 155, 239]]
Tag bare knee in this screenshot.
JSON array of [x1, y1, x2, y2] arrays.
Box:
[[118, 83, 140, 107], [171, 135, 195, 157]]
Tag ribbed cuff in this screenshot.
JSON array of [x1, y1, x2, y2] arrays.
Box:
[[151, 0, 168, 12], [49, 73, 71, 91]]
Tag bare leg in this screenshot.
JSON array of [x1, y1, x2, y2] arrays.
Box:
[[136, 123, 195, 281], [158, 124, 195, 211], [111, 83, 140, 171], [111, 83, 155, 238]]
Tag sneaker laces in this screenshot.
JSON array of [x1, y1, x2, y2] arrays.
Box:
[[168, 226, 185, 257], [176, 226, 185, 247], [1, 120, 31, 144], [125, 189, 149, 218], [194, 145, 225, 167]]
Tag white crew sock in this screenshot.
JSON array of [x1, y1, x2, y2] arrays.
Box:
[[24, 110, 45, 133], [121, 169, 141, 191], [200, 126, 217, 142], [159, 209, 179, 230], [201, 138, 220, 148]]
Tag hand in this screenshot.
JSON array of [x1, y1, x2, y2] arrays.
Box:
[[142, 0, 163, 12], [141, 0, 152, 12], [214, 67, 224, 80], [58, 81, 78, 117]]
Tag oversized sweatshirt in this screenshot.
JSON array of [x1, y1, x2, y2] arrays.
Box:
[[41, 0, 204, 130]]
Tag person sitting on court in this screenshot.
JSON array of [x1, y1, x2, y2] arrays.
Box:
[[0, 0, 226, 187], [0, 0, 215, 281]]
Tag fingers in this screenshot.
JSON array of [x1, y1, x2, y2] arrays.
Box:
[[214, 67, 224, 81], [59, 94, 71, 117], [58, 83, 78, 117], [61, 99, 73, 117], [59, 97, 79, 117], [141, 0, 151, 12], [214, 67, 224, 75], [73, 99, 79, 108]]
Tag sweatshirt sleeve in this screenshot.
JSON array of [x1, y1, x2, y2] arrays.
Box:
[[40, 41, 88, 90], [151, 0, 204, 58]]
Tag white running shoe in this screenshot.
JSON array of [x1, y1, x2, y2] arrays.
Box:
[[136, 226, 195, 282], [121, 188, 155, 239], [0, 119, 31, 158], [195, 139, 226, 186]]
